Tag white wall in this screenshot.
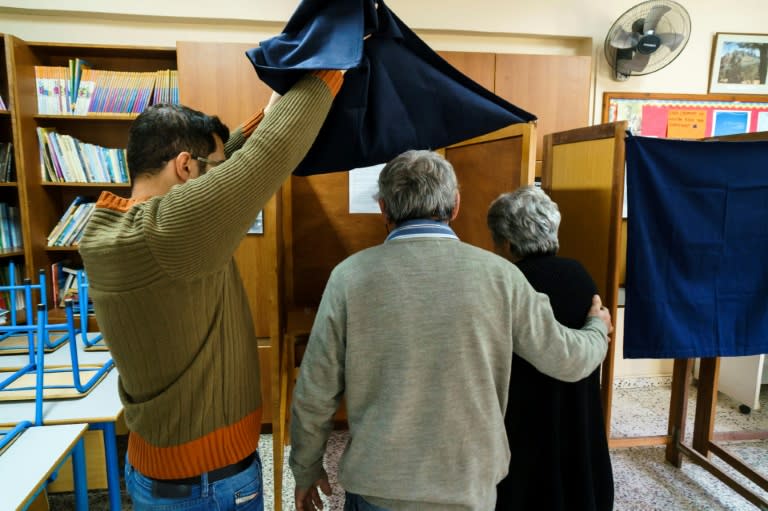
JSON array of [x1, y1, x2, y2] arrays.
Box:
[[0, 1, 764, 378]]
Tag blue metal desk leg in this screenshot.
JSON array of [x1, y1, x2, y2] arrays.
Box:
[[92, 422, 121, 511], [71, 436, 89, 511]]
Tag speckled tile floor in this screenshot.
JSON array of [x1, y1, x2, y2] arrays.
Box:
[[48, 383, 767, 511]]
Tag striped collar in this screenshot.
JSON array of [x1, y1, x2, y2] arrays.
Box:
[[385, 219, 459, 242]]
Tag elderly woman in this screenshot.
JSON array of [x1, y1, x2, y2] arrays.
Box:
[[487, 186, 614, 511]]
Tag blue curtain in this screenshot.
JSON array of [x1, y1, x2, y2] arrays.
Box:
[[624, 135, 768, 358], [246, 0, 536, 176]]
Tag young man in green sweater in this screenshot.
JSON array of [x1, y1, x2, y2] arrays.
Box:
[[289, 149, 613, 511], [79, 70, 342, 510]]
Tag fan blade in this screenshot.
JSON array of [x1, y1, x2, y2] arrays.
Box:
[[643, 5, 671, 33], [658, 32, 685, 51], [617, 52, 651, 75], [610, 27, 639, 49]]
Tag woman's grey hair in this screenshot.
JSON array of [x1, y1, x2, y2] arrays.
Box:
[[375, 150, 458, 224], [487, 185, 561, 258]]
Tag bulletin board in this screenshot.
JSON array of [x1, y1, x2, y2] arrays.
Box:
[[602, 92, 768, 139]]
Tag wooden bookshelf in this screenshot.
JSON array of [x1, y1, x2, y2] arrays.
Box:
[[5, 36, 175, 302], [0, 35, 26, 290], [0, 249, 24, 258], [42, 182, 131, 189], [34, 114, 138, 121]]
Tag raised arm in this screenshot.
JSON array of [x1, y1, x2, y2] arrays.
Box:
[[143, 71, 343, 279], [222, 92, 282, 157]]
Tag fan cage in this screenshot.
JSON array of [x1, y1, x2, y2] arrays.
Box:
[[604, 0, 691, 77]]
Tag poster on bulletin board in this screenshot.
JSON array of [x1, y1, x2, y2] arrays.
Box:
[[603, 92, 768, 139]]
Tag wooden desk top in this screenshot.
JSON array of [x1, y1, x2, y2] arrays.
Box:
[[0, 334, 110, 371], [0, 423, 88, 509], [0, 369, 123, 427]]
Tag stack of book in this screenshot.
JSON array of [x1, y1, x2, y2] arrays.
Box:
[[37, 127, 129, 183], [51, 261, 91, 310], [0, 142, 13, 182], [152, 69, 179, 105], [47, 196, 96, 247], [34, 62, 178, 115], [0, 203, 22, 251]]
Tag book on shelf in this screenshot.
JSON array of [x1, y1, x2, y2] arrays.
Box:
[[0, 141, 14, 182], [36, 127, 129, 183], [34, 65, 70, 115], [51, 260, 89, 309], [34, 63, 177, 115], [6, 205, 21, 250], [0, 93, 6, 110], [68, 58, 91, 114], [0, 203, 22, 251], [47, 196, 96, 247]]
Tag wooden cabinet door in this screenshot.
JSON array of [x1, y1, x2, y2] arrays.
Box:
[[496, 54, 592, 167]]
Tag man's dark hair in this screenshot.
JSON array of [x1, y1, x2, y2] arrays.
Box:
[[127, 103, 230, 181]]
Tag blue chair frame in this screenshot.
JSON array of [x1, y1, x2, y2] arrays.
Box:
[[0, 264, 68, 353], [0, 305, 46, 450], [0, 301, 113, 397], [75, 270, 104, 348]]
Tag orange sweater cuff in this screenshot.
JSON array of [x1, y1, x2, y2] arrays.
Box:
[[241, 111, 265, 139], [311, 70, 344, 97]]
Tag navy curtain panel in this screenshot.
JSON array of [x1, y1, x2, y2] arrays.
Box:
[[246, 0, 536, 176], [624, 135, 768, 359]]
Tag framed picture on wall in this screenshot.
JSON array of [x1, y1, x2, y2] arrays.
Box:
[[708, 32, 768, 94]]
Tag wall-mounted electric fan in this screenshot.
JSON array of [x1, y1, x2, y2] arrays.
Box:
[[604, 0, 691, 80]]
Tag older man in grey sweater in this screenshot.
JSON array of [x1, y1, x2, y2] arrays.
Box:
[[290, 150, 612, 511]]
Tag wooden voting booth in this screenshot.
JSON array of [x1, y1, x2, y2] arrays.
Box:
[[542, 122, 768, 508], [541, 122, 626, 439]]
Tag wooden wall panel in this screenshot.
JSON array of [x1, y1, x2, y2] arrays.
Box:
[[438, 51, 496, 92], [290, 172, 384, 307], [447, 137, 524, 252], [495, 54, 592, 165]]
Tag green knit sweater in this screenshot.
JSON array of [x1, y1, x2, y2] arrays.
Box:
[[79, 72, 339, 479]]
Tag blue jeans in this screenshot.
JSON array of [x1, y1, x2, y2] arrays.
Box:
[[344, 493, 390, 511], [125, 452, 263, 511]]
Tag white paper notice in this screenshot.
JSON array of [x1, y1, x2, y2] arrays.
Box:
[[349, 164, 385, 213], [758, 111, 768, 133]]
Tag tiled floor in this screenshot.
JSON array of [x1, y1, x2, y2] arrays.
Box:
[[49, 382, 767, 510]]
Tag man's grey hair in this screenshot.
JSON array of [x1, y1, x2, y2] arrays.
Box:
[[375, 150, 458, 224], [487, 185, 560, 258]]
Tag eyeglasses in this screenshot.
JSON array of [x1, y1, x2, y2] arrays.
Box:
[[193, 155, 227, 169]]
